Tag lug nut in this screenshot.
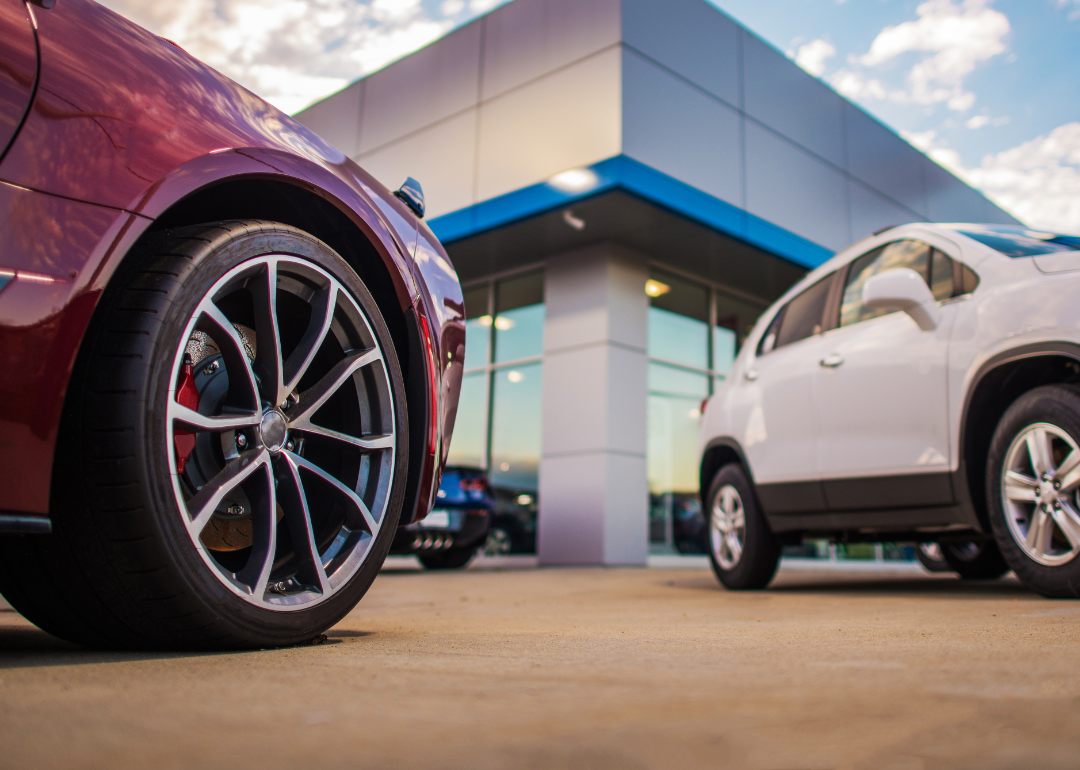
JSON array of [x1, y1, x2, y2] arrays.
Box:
[[236, 432, 248, 449], [1054, 481, 1062, 490], [286, 440, 295, 452], [202, 360, 220, 376], [227, 504, 245, 516]]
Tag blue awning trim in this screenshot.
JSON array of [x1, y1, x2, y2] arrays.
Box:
[[427, 155, 835, 269]]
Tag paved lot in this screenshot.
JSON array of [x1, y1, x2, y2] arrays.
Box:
[[2, 563, 1079, 770]]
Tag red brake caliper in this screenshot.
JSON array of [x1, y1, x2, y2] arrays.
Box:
[[174, 354, 200, 474]]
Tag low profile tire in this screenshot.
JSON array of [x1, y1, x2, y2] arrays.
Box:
[[419, 548, 475, 570], [986, 384, 1080, 598], [705, 464, 780, 590], [938, 540, 1009, 580], [0, 221, 409, 648]]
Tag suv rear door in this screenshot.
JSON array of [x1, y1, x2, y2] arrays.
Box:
[[0, 0, 37, 161]]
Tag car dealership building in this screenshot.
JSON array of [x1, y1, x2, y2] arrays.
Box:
[[296, 0, 1019, 565]]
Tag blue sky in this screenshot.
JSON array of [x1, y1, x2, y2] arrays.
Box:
[[99, 0, 1079, 231]]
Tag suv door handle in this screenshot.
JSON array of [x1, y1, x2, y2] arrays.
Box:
[[819, 353, 844, 368], [744, 369, 759, 382]]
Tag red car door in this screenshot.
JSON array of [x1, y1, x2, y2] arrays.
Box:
[[0, 0, 37, 160]]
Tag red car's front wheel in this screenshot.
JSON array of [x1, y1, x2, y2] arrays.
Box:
[[0, 221, 408, 649]]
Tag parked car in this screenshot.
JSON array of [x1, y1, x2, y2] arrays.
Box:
[[390, 467, 493, 569], [700, 224, 1080, 598], [485, 488, 539, 555], [0, 0, 464, 649]]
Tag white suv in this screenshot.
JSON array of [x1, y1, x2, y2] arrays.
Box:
[[699, 223, 1080, 598]]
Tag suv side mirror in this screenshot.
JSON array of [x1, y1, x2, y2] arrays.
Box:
[[862, 268, 940, 331]]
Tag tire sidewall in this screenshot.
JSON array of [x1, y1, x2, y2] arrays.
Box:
[[139, 225, 408, 643], [705, 464, 779, 590], [987, 384, 1080, 598]]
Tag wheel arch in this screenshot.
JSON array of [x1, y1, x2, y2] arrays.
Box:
[[958, 343, 1080, 529], [700, 437, 753, 508]]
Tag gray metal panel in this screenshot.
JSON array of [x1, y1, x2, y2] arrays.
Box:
[[359, 22, 482, 155], [622, 50, 742, 207], [924, 160, 997, 224], [849, 179, 924, 243], [621, 0, 739, 106], [742, 31, 845, 168], [357, 109, 478, 220], [745, 121, 849, 250], [476, 48, 621, 202], [844, 103, 927, 217], [481, 0, 621, 101], [292, 81, 363, 159]]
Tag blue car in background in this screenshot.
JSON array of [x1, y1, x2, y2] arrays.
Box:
[[390, 467, 495, 569]]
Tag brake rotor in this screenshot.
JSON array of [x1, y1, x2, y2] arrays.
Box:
[[179, 324, 279, 554]]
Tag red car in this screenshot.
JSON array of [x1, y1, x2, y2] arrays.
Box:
[[0, 0, 464, 649]]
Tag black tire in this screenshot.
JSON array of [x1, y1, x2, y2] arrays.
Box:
[[0, 221, 409, 648], [986, 384, 1080, 598], [705, 464, 780, 590], [419, 548, 475, 570], [938, 540, 1009, 580]]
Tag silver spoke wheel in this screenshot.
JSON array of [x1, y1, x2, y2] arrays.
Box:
[[1001, 422, 1080, 567], [710, 483, 746, 570], [166, 255, 397, 610]]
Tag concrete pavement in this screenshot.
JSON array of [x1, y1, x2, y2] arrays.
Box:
[[2, 563, 1079, 769]]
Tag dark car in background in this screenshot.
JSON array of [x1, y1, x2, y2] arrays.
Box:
[[392, 467, 494, 569], [0, 0, 464, 650]]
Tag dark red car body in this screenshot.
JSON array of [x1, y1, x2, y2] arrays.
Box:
[[0, 0, 464, 529]]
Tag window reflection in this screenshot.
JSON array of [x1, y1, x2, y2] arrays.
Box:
[[648, 269, 708, 368], [490, 364, 542, 491], [840, 240, 930, 327], [648, 390, 707, 555], [645, 271, 767, 554], [446, 372, 488, 469], [494, 271, 544, 363], [463, 285, 490, 371]]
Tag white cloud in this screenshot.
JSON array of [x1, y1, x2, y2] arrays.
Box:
[[835, 0, 1009, 112], [791, 39, 836, 77], [966, 115, 991, 129], [1058, 0, 1080, 21], [903, 124, 1080, 233], [967, 123, 1080, 232], [441, 0, 465, 15], [97, 0, 457, 114]]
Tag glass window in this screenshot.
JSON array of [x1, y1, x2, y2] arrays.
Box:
[[489, 363, 542, 494], [928, 249, 955, 302], [462, 285, 490, 371], [446, 372, 488, 469], [954, 226, 1080, 258], [648, 392, 706, 553], [648, 362, 709, 398], [840, 240, 930, 327], [714, 293, 762, 377], [494, 272, 544, 363], [774, 273, 834, 348], [648, 270, 708, 369]]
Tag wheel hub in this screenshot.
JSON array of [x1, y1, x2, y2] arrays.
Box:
[[259, 409, 288, 452]]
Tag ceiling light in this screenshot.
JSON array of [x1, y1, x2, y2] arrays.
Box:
[[645, 279, 671, 298], [549, 168, 599, 193]]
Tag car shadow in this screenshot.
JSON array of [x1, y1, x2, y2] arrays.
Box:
[[663, 571, 1045, 600], [0, 615, 366, 670]]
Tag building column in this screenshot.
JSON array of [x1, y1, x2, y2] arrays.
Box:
[[538, 243, 649, 565]]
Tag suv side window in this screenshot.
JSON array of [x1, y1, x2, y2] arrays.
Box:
[[840, 240, 931, 327], [758, 273, 835, 355]]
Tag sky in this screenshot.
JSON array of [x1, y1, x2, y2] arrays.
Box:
[[96, 0, 1080, 232]]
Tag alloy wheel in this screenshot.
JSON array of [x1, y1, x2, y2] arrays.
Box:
[[166, 255, 397, 610], [710, 484, 746, 570], [1001, 422, 1080, 567]]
